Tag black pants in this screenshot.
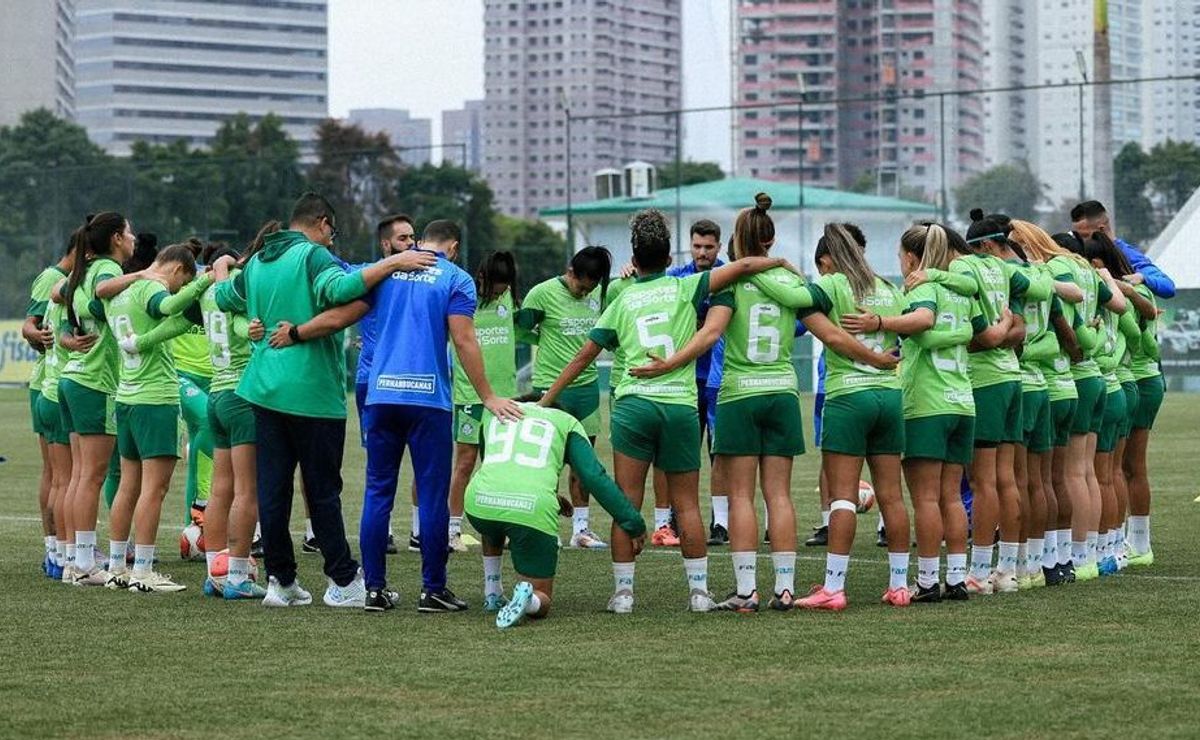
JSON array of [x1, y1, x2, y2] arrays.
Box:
[[253, 405, 358, 587]]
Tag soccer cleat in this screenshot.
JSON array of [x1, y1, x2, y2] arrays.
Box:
[[716, 591, 760, 613], [965, 575, 993, 595], [942, 582, 970, 601], [323, 571, 367, 608], [797, 585, 847, 611], [1074, 562, 1100, 582], [73, 566, 111, 587], [250, 534, 263, 558], [128, 571, 187, 593], [688, 589, 718, 613], [768, 590, 794, 611], [448, 533, 468, 554], [569, 529, 609, 549], [606, 589, 634, 614], [881, 586, 911, 607], [202, 576, 226, 597], [1025, 570, 1046, 589], [408, 534, 421, 553], [105, 569, 130, 590], [804, 525, 829, 547], [385, 534, 399, 555], [911, 583, 942, 603], [1061, 561, 1077, 583], [223, 579, 268, 600], [59, 563, 77, 584], [262, 577, 312, 607], [650, 525, 680, 548], [301, 536, 319, 554], [461, 533, 481, 547], [1044, 565, 1067, 586], [989, 571, 1019, 594], [707, 524, 729, 546], [364, 587, 400, 612], [1098, 556, 1119, 576], [1126, 549, 1154, 567], [48, 561, 64, 581], [483, 593, 508, 613], [875, 526, 887, 548], [418, 588, 468, 613], [496, 581, 534, 629]]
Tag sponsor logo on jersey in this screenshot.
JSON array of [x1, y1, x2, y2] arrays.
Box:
[[496, 304, 508, 318], [377, 374, 436, 393], [476, 492, 536, 512]]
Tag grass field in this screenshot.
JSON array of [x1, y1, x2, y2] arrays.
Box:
[[1, 387, 1198, 739]]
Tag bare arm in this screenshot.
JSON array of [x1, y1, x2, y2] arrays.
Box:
[[1097, 269, 1127, 314], [1117, 281, 1157, 322], [22, 316, 52, 352], [707, 256, 788, 293], [804, 312, 898, 370], [94, 270, 146, 300], [1054, 280, 1084, 304], [628, 306, 732, 378], [969, 309, 1013, 352], [268, 300, 371, 348]]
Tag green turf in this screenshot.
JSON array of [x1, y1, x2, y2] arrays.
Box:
[[1, 387, 1198, 739]]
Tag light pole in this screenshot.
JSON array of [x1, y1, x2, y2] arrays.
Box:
[[1076, 50, 1089, 201]]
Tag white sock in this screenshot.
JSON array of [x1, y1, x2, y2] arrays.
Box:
[[1129, 515, 1150, 554], [917, 556, 940, 589], [1040, 532, 1056, 569], [876, 513, 885, 533], [1029, 537, 1046, 573], [55, 541, 67, 566], [411, 506, 420, 537], [44, 535, 55, 555], [613, 562, 635, 593], [823, 553, 849, 592], [65, 542, 76, 567], [388, 523, 394, 537], [998, 541, 1019, 575], [946, 553, 968, 586], [228, 556, 250, 586], [1097, 530, 1109, 560], [888, 551, 908, 589], [732, 551, 756, 596], [712, 495, 729, 529], [75, 531, 96, 571], [970, 545, 994, 579], [524, 593, 542, 615], [1072, 540, 1089, 566], [304, 518, 314, 540], [483, 555, 503, 598], [206, 550, 219, 577], [1056, 529, 1072, 565], [109, 540, 128, 572], [771, 551, 795, 596], [449, 516, 462, 537], [573, 506, 590, 535], [654, 507, 671, 530], [683, 556, 708, 593], [821, 509, 831, 527], [254, 521, 261, 539], [1086, 531, 1099, 563], [133, 544, 155, 575], [1016, 543, 1029, 577]]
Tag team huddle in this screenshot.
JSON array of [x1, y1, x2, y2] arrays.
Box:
[[22, 191, 1171, 628]]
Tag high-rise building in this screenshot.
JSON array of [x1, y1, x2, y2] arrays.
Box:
[[1138, 2, 1198, 149], [482, 0, 682, 219], [348, 108, 432, 167], [0, 0, 76, 127], [442, 100, 485, 172], [981, 0, 1034, 168], [72, 0, 328, 155], [734, 1, 984, 204]]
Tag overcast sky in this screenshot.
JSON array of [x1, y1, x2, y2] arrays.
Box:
[[328, 0, 732, 168]]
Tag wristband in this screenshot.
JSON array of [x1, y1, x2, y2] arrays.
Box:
[[288, 325, 303, 343]]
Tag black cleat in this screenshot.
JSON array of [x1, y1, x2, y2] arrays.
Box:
[[250, 535, 263, 558], [365, 588, 399, 612], [912, 583, 942, 603], [942, 582, 970, 601], [875, 526, 887, 547], [301, 536, 320, 554], [707, 523, 729, 546], [1061, 561, 1077, 583], [804, 525, 829, 547], [408, 534, 421, 553], [418, 587, 468, 613], [385, 534, 398, 555], [1044, 564, 1066, 586], [763, 529, 771, 545]]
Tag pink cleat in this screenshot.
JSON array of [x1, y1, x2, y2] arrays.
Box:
[[881, 587, 911, 607], [796, 585, 847, 611]]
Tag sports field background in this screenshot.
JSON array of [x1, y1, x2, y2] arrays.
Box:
[[1, 387, 1198, 739]]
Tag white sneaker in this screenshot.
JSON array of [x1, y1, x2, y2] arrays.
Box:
[[448, 532, 468, 553], [688, 589, 718, 613], [989, 570, 1019, 594], [606, 589, 634, 614], [128, 571, 187, 593], [105, 568, 131, 590], [262, 576, 312, 607], [73, 566, 111, 587], [60, 563, 77, 584], [323, 569, 366, 608], [570, 529, 609, 549]]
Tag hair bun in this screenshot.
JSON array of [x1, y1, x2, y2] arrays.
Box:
[[969, 208, 984, 222], [754, 192, 772, 212]]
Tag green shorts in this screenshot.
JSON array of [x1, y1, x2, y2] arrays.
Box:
[[1021, 390, 1052, 454], [178, 370, 212, 394], [819, 388, 903, 457], [466, 514, 558, 579], [58, 378, 116, 436], [611, 396, 700, 473], [1050, 398, 1077, 448], [1071, 376, 1107, 436], [208, 390, 256, 449], [1132, 375, 1164, 431], [1119, 381, 1139, 439], [36, 395, 69, 446], [30, 390, 43, 436], [713, 392, 805, 458], [537, 382, 600, 438], [453, 404, 485, 445], [972, 381, 1023, 446], [904, 414, 975, 465], [116, 403, 180, 460], [1097, 388, 1126, 453]]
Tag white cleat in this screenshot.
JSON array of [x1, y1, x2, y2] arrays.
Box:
[[73, 566, 111, 587], [60, 563, 77, 584], [127, 571, 187, 593], [570, 529, 609, 549], [606, 589, 634, 614], [262, 576, 312, 607], [105, 569, 131, 590], [688, 589, 719, 613], [988, 571, 1019, 594], [448, 533, 468, 554], [322, 569, 366, 608]]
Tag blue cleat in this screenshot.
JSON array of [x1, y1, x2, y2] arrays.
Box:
[[496, 581, 533, 630], [203, 576, 225, 597], [1098, 556, 1119, 576], [224, 579, 268, 600], [483, 593, 508, 613]]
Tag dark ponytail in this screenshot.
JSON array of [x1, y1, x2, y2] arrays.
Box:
[[570, 245, 612, 307], [65, 211, 127, 332], [477, 250, 519, 307], [1082, 231, 1134, 278]]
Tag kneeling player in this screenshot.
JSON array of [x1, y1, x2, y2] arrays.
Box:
[[465, 401, 646, 629]]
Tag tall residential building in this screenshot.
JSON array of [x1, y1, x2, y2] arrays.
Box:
[[442, 100, 485, 172], [348, 108, 432, 167], [482, 0, 682, 219], [0, 0, 76, 126], [72, 0, 328, 155], [735, 1, 984, 204], [981, 0, 1034, 168], [1139, 2, 1199, 149]]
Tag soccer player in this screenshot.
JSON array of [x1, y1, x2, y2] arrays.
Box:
[[172, 239, 216, 528], [515, 247, 612, 549], [541, 208, 787, 614], [1070, 200, 1174, 299], [1123, 254, 1163, 567], [57, 212, 134, 586], [214, 192, 426, 608], [466, 400, 647, 628], [448, 251, 520, 555]]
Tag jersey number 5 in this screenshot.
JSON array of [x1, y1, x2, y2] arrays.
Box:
[[636, 311, 676, 358]]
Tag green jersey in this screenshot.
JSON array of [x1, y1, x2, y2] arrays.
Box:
[[452, 289, 517, 404], [40, 300, 69, 402], [202, 271, 252, 394], [108, 280, 178, 405], [1049, 256, 1109, 381], [717, 267, 805, 403], [604, 277, 634, 389], [1012, 262, 1058, 393], [517, 277, 605, 389], [805, 273, 903, 399], [26, 265, 67, 388], [590, 272, 722, 406], [900, 282, 985, 419], [1128, 285, 1161, 381], [171, 325, 212, 379], [61, 257, 123, 394], [950, 253, 1038, 389]]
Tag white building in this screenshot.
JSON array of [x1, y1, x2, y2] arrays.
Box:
[[0, 0, 76, 126], [348, 108, 432, 167], [981, 0, 1034, 168]]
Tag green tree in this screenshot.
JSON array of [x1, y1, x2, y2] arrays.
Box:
[[1144, 139, 1200, 215], [393, 163, 498, 273], [656, 160, 725, 190], [1112, 142, 1155, 244], [493, 214, 567, 296], [127, 139, 228, 243], [210, 113, 304, 246], [953, 162, 1043, 222]]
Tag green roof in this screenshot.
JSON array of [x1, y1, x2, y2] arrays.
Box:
[[540, 176, 938, 217]]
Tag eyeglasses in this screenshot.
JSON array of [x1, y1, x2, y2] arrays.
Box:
[[324, 216, 339, 241]]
